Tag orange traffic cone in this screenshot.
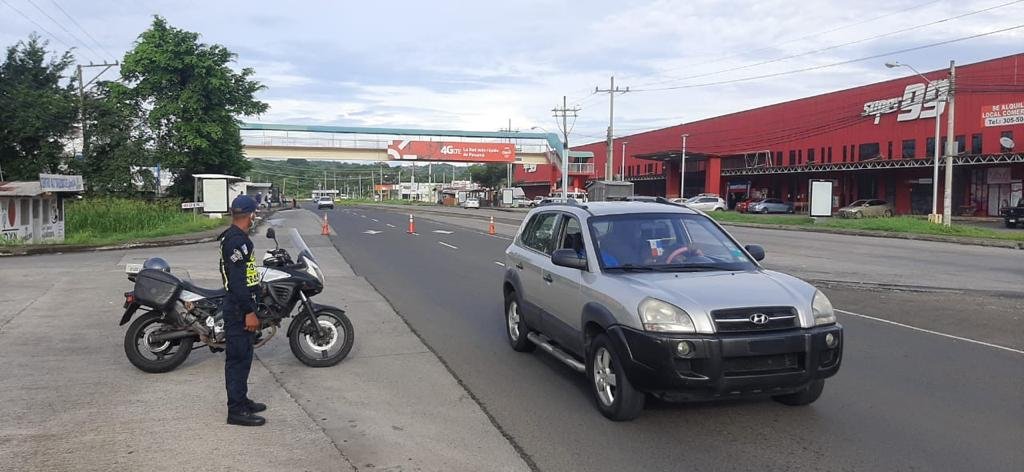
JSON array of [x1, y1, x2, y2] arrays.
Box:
[[321, 213, 330, 235], [407, 214, 416, 234], [488, 216, 496, 236]]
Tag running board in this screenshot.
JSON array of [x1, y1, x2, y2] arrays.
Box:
[[527, 332, 585, 373]]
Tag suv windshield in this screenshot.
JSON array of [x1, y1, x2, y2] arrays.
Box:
[[589, 213, 756, 272]]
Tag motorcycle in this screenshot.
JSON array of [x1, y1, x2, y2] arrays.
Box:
[[119, 227, 353, 373]]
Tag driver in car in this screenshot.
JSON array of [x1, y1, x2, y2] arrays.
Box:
[[598, 221, 701, 267]]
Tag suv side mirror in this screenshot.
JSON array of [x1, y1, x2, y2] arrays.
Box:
[[745, 244, 766, 262], [265, 228, 276, 240], [551, 248, 588, 271]]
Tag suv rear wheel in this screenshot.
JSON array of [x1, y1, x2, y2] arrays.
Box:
[[504, 292, 535, 352], [587, 333, 644, 421]]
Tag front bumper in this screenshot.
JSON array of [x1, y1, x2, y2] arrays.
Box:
[[607, 324, 843, 401]]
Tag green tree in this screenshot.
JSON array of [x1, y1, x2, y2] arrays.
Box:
[[118, 16, 268, 197], [0, 35, 77, 181], [468, 164, 507, 189], [73, 82, 152, 193]]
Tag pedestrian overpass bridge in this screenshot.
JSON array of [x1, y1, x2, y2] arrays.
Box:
[[240, 123, 590, 169]]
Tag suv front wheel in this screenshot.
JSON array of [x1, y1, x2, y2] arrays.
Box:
[[587, 333, 645, 421], [504, 292, 535, 352]]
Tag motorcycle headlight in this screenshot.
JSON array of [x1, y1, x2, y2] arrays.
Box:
[[812, 290, 836, 325], [304, 257, 325, 284], [638, 298, 695, 333]]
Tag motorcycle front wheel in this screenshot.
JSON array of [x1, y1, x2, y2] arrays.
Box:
[[289, 308, 353, 367], [124, 310, 193, 373]]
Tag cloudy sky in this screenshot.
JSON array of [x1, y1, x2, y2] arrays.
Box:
[[2, 0, 1022, 144]]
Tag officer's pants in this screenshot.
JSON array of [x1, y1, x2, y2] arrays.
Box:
[[225, 330, 255, 415]]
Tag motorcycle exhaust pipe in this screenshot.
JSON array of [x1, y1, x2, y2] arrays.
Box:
[[148, 329, 198, 344]]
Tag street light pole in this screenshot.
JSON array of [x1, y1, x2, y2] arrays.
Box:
[[680, 134, 689, 198], [621, 141, 628, 181], [886, 61, 944, 222], [942, 60, 956, 227]]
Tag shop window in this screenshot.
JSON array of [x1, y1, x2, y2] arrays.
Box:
[[827, 147, 833, 162], [940, 136, 948, 155], [902, 139, 916, 159], [971, 133, 983, 154], [788, 150, 796, 166], [926, 137, 936, 157], [887, 141, 893, 159], [807, 148, 815, 164], [955, 135, 965, 154], [42, 199, 50, 224], [842, 146, 847, 161], [1001, 131, 1014, 152], [775, 151, 782, 166], [858, 143, 880, 161], [797, 149, 803, 164], [20, 199, 29, 225]]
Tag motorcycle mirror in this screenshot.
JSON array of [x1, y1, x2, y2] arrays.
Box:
[[265, 228, 276, 240]]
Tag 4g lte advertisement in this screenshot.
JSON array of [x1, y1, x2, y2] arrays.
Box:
[[386, 140, 516, 163]]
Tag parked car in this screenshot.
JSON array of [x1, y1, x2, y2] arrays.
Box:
[[316, 196, 334, 210], [837, 199, 894, 218], [999, 197, 1024, 228], [684, 195, 727, 212], [735, 199, 753, 213], [512, 198, 530, 208], [749, 198, 795, 214], [462, 197, 480, 209], [502, 200, 843, 421], [527, 196, 546, 207]]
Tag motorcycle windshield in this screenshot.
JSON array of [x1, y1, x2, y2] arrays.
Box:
[[286, 228, 316, 263]]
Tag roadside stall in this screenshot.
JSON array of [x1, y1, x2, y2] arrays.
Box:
[[0, 174, 84, 243]]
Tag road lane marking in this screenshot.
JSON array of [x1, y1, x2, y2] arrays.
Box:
[[363, 230, 382, 235], [371, 218, 379, 222], [433, 230, 454, 234], [386, 224, 396, 228], [835, 309, 1023, 355], [439, 241, 458, 250], [494, 261, 505, 267], [477, 232, 512, 240]]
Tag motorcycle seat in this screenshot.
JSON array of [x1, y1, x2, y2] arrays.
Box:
[[181, 281, 227, 299]]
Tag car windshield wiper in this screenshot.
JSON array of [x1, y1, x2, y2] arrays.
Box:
[[604, 264, 656, 272], [650, 263, 733, 272]]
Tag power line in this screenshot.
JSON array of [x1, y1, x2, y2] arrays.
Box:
[[633, 0, 1024, 89], [47, 0, 115, 60], [0, 0, 73, 51], [23, 0, 103, 62], [627, 0, 945, 86], [631, 22, 1024, 92]]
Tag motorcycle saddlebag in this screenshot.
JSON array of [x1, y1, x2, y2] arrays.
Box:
[[133, 269, 183, 309]]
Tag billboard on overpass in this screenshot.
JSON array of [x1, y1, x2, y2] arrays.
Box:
[[387, 140, 515, 162]]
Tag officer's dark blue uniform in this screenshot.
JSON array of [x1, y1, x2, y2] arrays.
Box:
[[219, 195, 266, 426]]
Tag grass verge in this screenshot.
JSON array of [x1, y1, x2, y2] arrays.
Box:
[[708, 212, 1024, 242], [62, 197, 226, 246]]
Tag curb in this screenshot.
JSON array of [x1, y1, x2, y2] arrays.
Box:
[[717, 221, 1024, 250], [0, 208, 285, 257]]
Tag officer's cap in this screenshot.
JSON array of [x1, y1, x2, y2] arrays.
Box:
[[231, 195, 258, 215]]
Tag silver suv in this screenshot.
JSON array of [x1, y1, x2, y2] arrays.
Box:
[[502, 200, 843, 421]]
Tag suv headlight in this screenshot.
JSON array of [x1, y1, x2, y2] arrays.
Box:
[[638, 298, 695, 333], [812, 290, 836, 325]]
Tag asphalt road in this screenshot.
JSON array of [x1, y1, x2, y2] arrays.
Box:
[[321, 204, 1024, 472]]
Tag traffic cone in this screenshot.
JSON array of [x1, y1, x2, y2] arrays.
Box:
[[488, 216, 496, 236], [321, 213, 330, 236], [407, 214, 416, 234]]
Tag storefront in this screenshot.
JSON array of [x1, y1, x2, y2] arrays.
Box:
[[0, 174, 84, 243]]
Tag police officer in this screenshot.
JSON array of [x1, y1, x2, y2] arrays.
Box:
[[219, 195, 267, 426]]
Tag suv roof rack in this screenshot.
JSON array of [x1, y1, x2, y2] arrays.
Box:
[[621, 196, 681, 206]]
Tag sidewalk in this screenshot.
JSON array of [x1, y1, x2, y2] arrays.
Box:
[[0, 209, 528, 472]]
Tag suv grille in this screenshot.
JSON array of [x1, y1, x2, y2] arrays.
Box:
[[712, 306, 797, 333]]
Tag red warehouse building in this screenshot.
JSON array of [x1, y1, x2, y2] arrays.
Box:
[[515, 54, 1024, 216]]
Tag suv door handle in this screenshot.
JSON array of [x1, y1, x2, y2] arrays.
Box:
[[542, 273, 553, 283], [515, 262, 523, 270]]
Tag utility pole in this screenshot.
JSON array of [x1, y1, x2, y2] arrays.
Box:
[[500, 118, 517, 189], [358, 174, 362, 198], [552, 96, 581, 199], [680, 134, 689, 198], [75, 62, 118, 161], [943, 60, 956, 227], [596, 76, 629, 181]]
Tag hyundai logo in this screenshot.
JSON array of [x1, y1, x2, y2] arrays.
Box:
[[749, 313, 770, 325]]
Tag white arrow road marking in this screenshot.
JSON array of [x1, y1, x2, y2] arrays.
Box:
[[363, 230, 382, 235], [386, 224, 396, 228], [433, 230, 454, 234], [439, 241, 458, 250], [494, 261, 506, 267], [371, 219, 379, 222]]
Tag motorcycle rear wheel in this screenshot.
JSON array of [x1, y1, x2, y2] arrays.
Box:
[[124, 310, 193, 373], [289, 308, 353, 367]]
